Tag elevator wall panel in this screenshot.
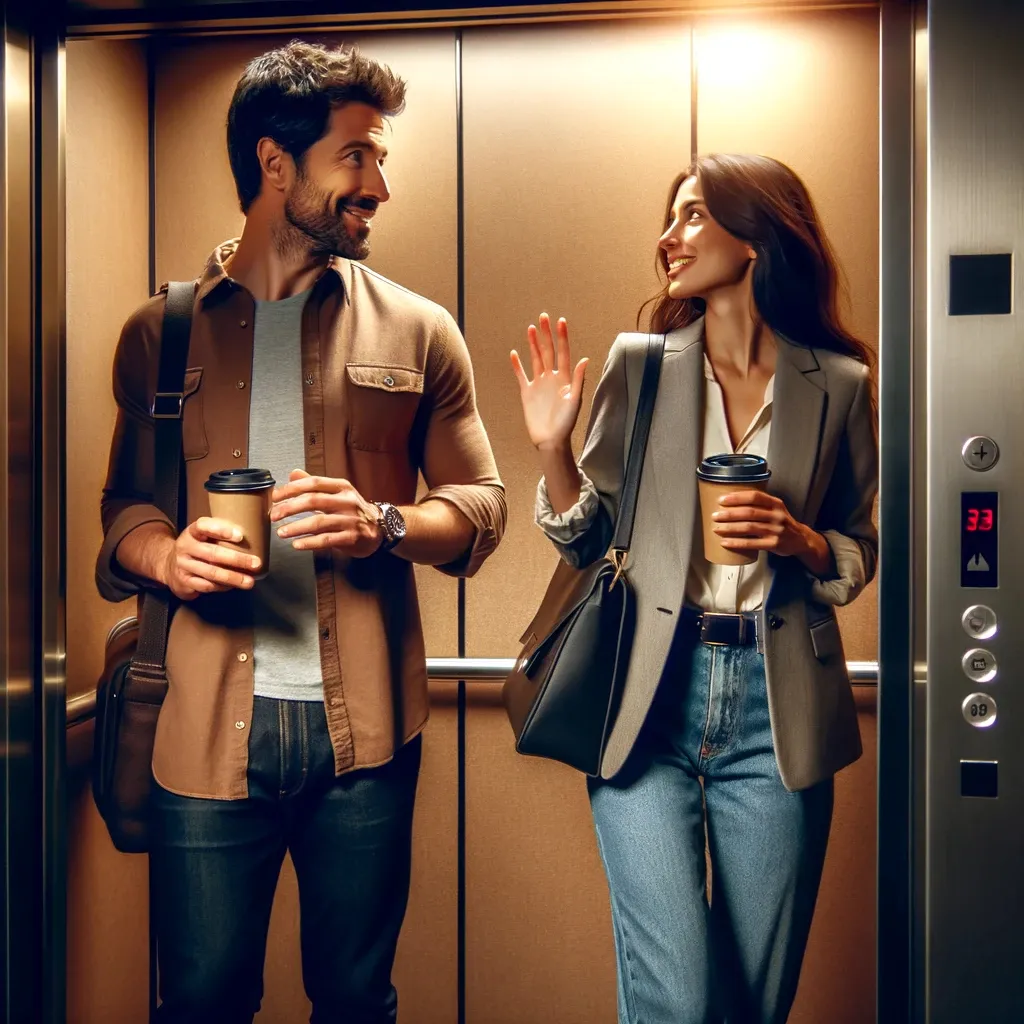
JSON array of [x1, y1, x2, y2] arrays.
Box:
[[65, 39, 150, 697], [462, 22, 692, 1021], [151, 31, 461, 1023], [65, 40, 153, 1024], [695, 9, 881, 661], [695, 12, 880, 1022]]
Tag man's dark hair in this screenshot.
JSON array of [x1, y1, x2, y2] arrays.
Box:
[[227, 41, 407, 213]]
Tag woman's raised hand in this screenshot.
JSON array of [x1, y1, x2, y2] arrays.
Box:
[[510, 313, 589, 451]]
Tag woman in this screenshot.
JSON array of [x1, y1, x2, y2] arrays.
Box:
[[510, 154, 878, 1024]]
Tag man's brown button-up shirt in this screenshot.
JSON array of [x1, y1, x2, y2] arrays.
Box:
[[97, 241, 506, 800]]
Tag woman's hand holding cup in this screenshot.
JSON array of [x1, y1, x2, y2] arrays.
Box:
[[510, 313, 589, 452]]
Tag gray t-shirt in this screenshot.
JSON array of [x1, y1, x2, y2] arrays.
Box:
[[248, 288, 323, 701]]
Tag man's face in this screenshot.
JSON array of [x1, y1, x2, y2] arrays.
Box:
[[284, 102, 391, 259]]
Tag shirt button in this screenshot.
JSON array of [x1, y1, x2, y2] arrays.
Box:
[[237, 651, 249, 662], [305, 374, 315, 386], [235, 720, 246, 730], [327, 694, 339, 708], [239, 320, 248, 328], [232, 448, 241, 458], [236, 380, 246, 389], [383, 375, 395, 388], [321, 627, 330, 640]]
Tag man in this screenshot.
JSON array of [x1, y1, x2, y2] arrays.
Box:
[[96, 41, 506, 1023]]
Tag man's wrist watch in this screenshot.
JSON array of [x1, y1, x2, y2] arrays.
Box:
[[372, 501, 407, 553]]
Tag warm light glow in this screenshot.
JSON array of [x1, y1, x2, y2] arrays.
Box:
[[697, 23, 808, 98]]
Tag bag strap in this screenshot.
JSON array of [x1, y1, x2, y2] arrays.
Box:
[[132, 282, 194, 676], [611, 333, 666, 554]]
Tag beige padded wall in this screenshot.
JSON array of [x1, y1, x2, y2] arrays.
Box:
[[65, 39, 152, 1024], [150, 31, 460, 1022], [462, 21, 692, 1022], [695, 11, 879, 1023]]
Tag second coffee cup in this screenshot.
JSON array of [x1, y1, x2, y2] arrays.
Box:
[[204, 468, 276, 579], [696, 454, 772, 566]]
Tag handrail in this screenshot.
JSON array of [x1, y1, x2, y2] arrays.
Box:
[[64, 616, 879, 729], [67, 657, 879, 731]]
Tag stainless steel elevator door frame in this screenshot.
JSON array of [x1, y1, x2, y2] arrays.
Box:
[[2, 4, 66, 1023], [926, 0, 1024, 1020]]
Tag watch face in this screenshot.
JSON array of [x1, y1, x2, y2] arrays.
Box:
[[384, 504, 406, 540]]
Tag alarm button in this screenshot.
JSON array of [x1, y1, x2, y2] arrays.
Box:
[[962, 692, 998, 729], [962, 648, 997, 684], [962, 436, 999, 471], [962, 605, 998, 640]]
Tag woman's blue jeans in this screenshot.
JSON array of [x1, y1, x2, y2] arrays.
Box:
[[589, 636, 834, 1024]]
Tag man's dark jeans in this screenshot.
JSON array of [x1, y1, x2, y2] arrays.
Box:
[[150, 695, 422, 1024]]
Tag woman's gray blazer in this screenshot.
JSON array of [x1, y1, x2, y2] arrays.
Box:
[[535, 317, 878, 792]]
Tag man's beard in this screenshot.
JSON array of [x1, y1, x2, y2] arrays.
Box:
[[283, 171, 372, 261]]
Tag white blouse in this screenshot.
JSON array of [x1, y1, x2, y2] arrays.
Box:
[[535, 354, 776, 614]]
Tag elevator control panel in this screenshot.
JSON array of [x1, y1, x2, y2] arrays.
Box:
[[959, 444, 1000, 740]]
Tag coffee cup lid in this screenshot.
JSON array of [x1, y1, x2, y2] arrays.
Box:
[[204, 468, 276, 493], [696, 454, 771, 483]]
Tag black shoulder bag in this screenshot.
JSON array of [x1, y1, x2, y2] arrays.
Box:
[[92, 281, 193, 853], [502, 332, 665, 776]]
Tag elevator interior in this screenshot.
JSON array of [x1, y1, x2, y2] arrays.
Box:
[[12, 0, 1015, 1020]]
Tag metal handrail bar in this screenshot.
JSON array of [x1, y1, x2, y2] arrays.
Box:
[[66, 657, 880, 730]]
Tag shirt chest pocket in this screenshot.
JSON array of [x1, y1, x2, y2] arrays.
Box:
[[345, 364, 425, 452], [181, 367, 209, 461]]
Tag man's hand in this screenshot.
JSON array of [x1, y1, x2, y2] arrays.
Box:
[[162, 518, 263, 601], [271, 469, 383, 558]]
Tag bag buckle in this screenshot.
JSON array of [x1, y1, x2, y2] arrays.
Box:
[[610, 549, 628, 588], [152, 392, 184, 419]]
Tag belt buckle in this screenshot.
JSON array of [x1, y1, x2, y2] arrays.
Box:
[[699, 612, 744, 646]]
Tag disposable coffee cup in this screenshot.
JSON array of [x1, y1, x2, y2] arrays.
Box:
[[204, 468, 276, 579], [696, 454, 772, 566]]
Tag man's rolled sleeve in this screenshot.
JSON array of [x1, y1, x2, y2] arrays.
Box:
[[419, 310, 507, 578], [96, 502, 174, 602]]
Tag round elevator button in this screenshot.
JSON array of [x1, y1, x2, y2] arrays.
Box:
[[962, 648, 997, 683], [962, 436, 999, 471], [962, 692, 998, 729], [962, 605, 998, 640]]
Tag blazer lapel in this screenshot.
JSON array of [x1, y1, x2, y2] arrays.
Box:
[[767, 340, 826, 526], [647, 320, 704, 570]]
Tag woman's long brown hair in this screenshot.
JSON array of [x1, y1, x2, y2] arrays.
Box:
[[639, 153, 874, 369]]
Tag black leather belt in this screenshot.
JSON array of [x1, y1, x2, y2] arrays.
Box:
[[681, 607, 761, 648]]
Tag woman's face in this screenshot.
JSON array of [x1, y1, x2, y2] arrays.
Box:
[[658, 175, 754, 301]]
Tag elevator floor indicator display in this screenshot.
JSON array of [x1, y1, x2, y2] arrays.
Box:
[[961, 492, 998, 588]]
